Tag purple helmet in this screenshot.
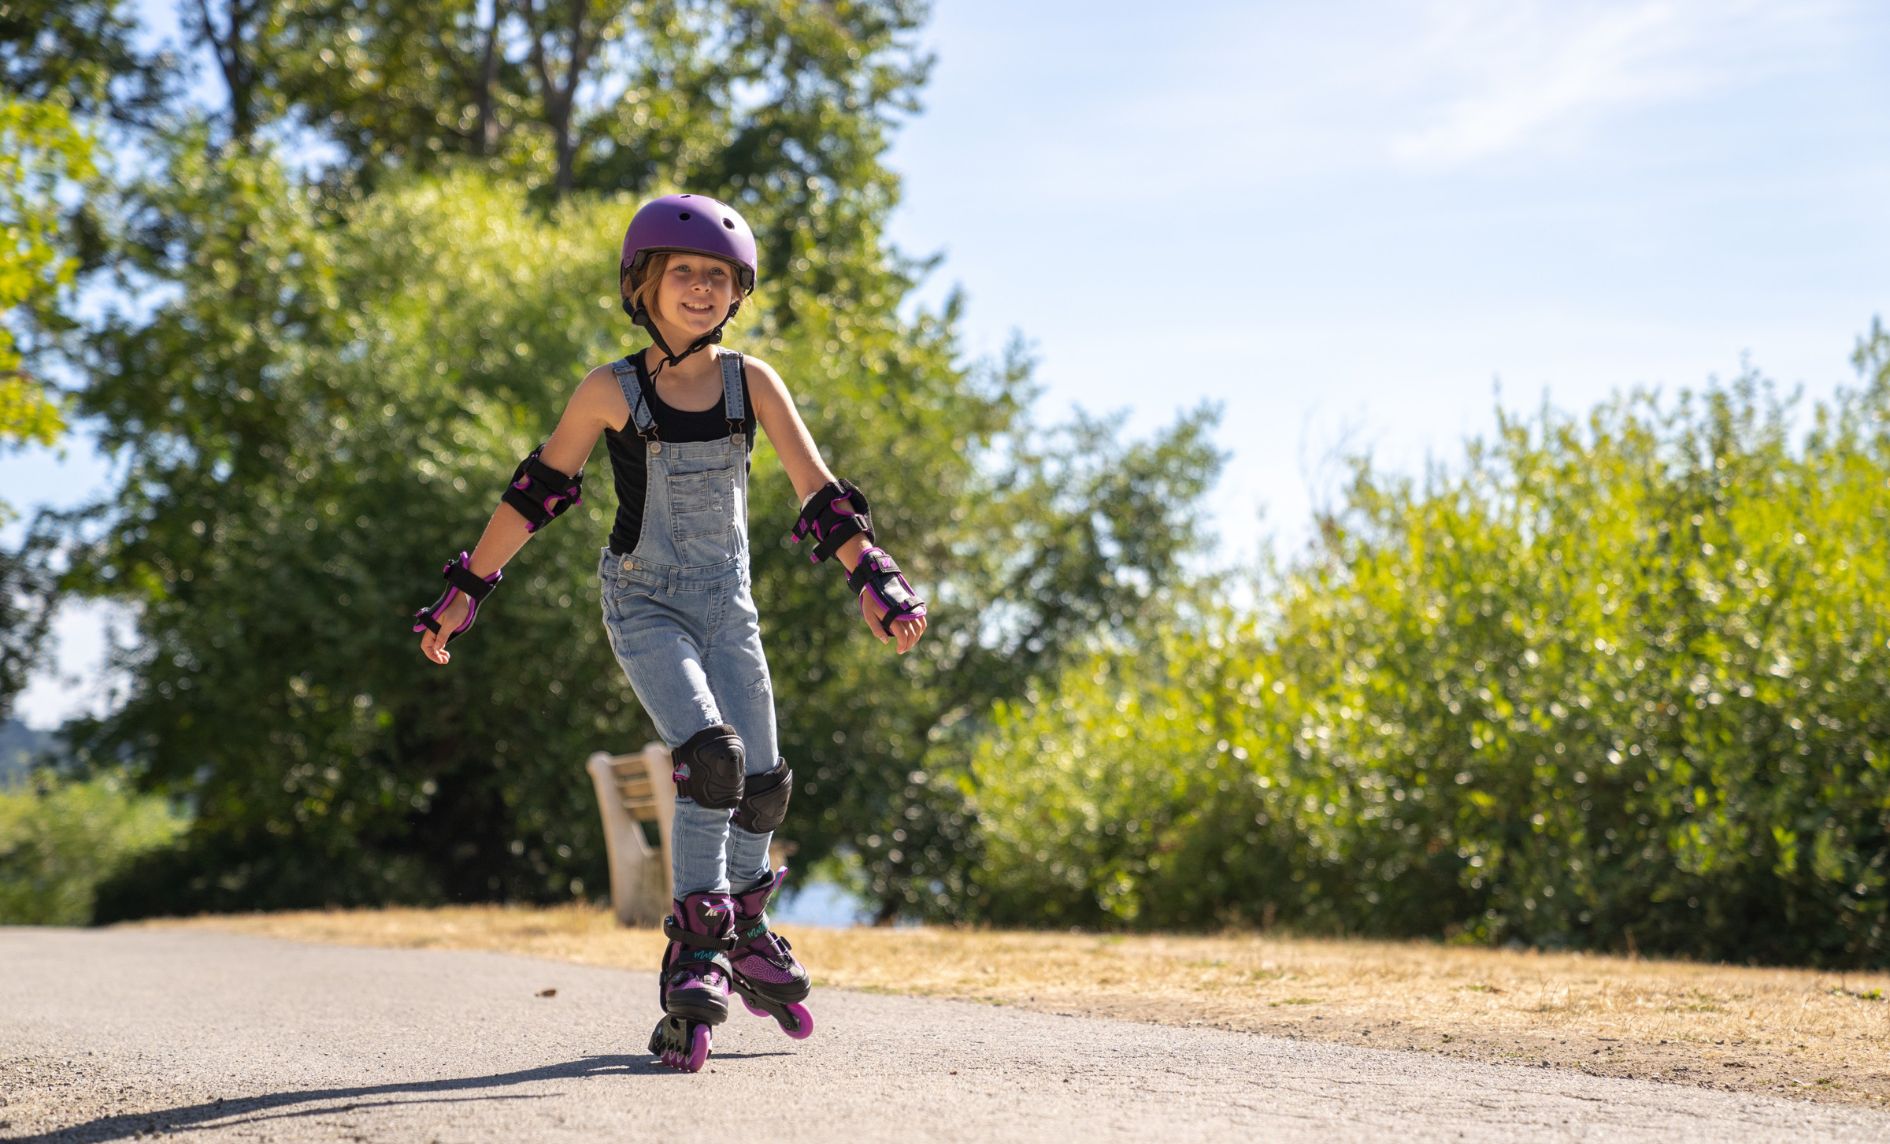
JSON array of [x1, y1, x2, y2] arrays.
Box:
[[619, 193, 758, 295]]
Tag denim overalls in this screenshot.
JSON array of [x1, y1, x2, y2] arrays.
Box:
[[596, 350, 779, 898]]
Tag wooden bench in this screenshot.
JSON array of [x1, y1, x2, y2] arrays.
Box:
[[586, 743, 676, 926], [586, 742, 796, 926]]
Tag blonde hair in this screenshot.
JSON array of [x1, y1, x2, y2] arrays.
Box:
[[622, 251, 746, 317]]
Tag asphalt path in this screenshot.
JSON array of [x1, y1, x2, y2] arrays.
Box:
[[3, 928, 1887, 1143]]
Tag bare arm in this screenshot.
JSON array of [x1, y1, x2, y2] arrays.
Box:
[[745, 356, 863, 567], [459, 364, 621, 576], [747, 355, 927, 654], [419, 364, 625, 663]]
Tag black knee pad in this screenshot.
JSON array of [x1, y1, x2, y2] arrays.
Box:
[[673, 723, 745, 809], [733, 756, 792, 833]]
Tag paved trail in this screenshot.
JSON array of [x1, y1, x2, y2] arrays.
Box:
[[3, 929, 1887, 1143]]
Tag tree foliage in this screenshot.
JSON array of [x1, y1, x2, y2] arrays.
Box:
[[967, 334, 1890, 967], [0, 768, 188, 925], [1, 1, 175, 129], [0, 96, 93, 447], [0, 91, 97, 723], [185, 0, 926, 217], [21, 0, 1225, 919], [44, 0, 1881, 968], [49, 141, 1219, 917], [0, 1, 179, 719]]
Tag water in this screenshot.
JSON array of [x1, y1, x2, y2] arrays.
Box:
[[771, 878, 872, 928]]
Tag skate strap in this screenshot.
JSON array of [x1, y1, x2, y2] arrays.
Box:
[[663, 915, 737, 952], [736, 926, 796, 968]]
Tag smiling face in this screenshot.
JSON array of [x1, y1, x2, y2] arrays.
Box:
[[627, 251, 742, 342]]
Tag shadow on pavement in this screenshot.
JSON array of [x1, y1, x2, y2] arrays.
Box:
[[11, 1050, 789, 1142]]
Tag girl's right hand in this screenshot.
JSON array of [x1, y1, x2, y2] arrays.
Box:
[[418, 595, 472, 665]]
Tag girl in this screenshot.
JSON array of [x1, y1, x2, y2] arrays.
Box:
[[411, 193, 929, 1072]]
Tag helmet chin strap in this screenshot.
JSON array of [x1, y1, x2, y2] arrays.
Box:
[[625, 299, 741, 379]]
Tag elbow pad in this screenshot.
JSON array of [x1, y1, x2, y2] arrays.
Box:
[[502, 445, 584, 532]]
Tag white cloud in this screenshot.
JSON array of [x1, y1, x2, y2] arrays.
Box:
[[969, 0, 1858, 199], [1387, 0, 1849, 168]]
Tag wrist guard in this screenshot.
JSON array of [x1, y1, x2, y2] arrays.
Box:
[[790, 479, 874, 564], [847, 546, 927, 625], [502, 445, 583, 533], [412, 551, 502, 641]]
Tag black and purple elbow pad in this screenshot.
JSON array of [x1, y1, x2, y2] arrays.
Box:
[[502, 445, 584, 533]]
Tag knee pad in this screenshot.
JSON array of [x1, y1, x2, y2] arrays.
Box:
[[672, 724, 745, 809], [733, 756, 792, 833]]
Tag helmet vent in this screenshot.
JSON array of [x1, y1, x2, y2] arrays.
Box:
[[722, 218, 736, 228], [678, 211, 693, 220]]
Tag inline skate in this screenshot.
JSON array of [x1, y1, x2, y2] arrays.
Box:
[[648, 890, 737, 1072], [726, 866, 814, 1039]]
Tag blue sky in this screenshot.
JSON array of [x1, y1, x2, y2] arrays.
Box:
[[5, 0, 1887, 727], [883, 0, 1889, 557]]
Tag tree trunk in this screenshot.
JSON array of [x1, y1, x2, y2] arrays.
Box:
[[191, 0, 266, 152], [475, 0, 504, 157], [521, 0, 601, 199]]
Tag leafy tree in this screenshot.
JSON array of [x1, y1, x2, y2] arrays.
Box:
[[1, 1, 175, 130], [35, 0, 1225, 919], [188, 0, 927, 208], [0, 1, 177, 718], [0, 96, 93, 719], [50, 155, 1220, 918], [175, 0, 929, 350], [0, 95, 90, 446]]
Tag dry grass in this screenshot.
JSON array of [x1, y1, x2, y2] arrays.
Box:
[[144, 908, 1890, 1108]]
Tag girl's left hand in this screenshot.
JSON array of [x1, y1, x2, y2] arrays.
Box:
[[862, 593, 927, 654]]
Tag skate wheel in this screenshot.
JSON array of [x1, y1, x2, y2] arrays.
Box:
[[742, 997, 770, 1020], [684, 1022, 713, 1071], [780, 1003, 814, 1040]]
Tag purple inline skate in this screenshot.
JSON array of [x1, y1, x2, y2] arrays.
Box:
[[648, 891, 737, 1072], [727, 866, 814, 1039]]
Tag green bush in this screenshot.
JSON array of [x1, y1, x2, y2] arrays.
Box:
[[0, 771, 190, 925], [965, 330, 1890, 967]]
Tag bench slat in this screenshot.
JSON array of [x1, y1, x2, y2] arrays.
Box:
[[587, 744, 677, 926]]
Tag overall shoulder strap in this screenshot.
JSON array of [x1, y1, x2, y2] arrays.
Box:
[[614, 356, 658, 440], [719, 351, 747, 440]]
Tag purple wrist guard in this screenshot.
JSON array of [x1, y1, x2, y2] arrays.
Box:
[[791, 479, 874, 564], [501, 444, 583, 533], [846, 546, 926, 625], [412, 552, 502, 642]]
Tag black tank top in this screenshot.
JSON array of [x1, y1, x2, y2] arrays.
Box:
[[603, 353, 756, 555]]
